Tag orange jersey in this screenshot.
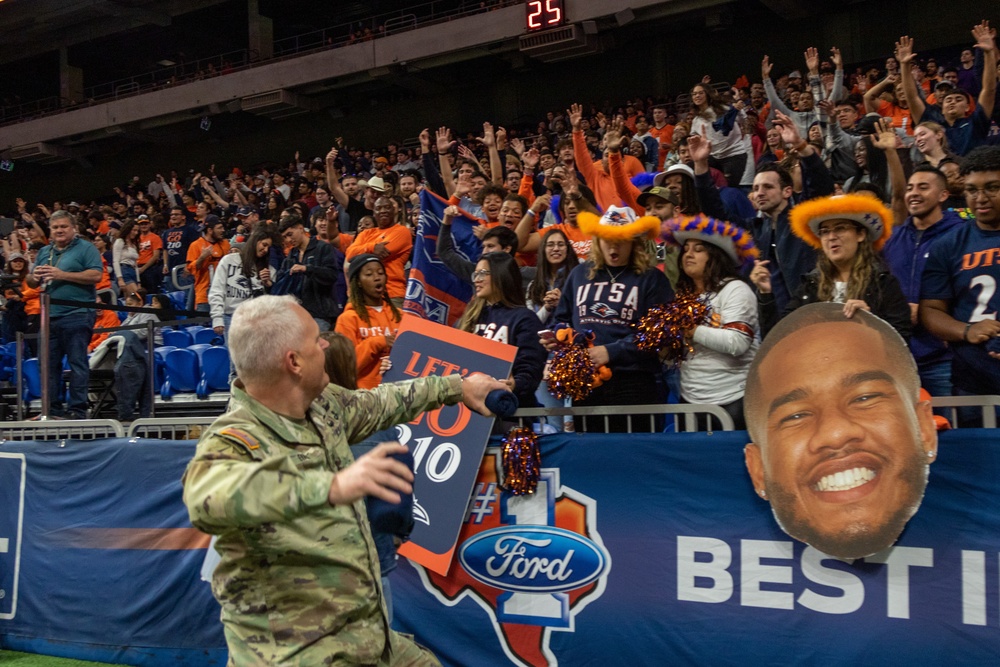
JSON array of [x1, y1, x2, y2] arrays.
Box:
[[573, 129, 644, 211], [334, 302, 401, 389], [89, 307, 122, 352], [22, 282, 41, 316], [96, 256, 111, 292], [345, 224, 413, 299], [186, 237, 230, 305], [138, 232, 163, 265], [876, 100, 915, 135]]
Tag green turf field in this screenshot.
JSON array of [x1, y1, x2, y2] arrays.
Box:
[[0, 651, 116, 666]]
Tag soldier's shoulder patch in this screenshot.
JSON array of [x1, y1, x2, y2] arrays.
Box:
[[218, 427, 261, 451]]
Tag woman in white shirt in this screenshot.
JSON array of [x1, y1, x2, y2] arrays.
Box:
[[663, 214, 760, 430], [688, 83, 748, 188], [112, 218, 141, 299]]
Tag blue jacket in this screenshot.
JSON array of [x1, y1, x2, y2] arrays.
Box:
[[470, 303, 547, 408], [882, 210, 963, 366]]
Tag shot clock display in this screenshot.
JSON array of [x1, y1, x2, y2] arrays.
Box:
[[525, 0, 566, 31]]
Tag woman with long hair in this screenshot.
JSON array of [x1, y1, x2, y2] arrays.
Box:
[[526, 227, 580, 329], [844, 135, 892, 202], [754, 193, 910, 339], [545, 206, 673, 432], [459, 251, 546, 408], [755, 126, 785, 168], [113, 218, 141, 298], [265, 191, 286, 221], [334, 254, 403, 390], [663, 215, 760, 429], [208, 226, 277, 337], [913, 121, 953, 168], [688, 82, 748, 187]]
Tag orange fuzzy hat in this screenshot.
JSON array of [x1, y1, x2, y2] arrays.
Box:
[[577, 206, 660, 241], [789, 194, 894, 250]]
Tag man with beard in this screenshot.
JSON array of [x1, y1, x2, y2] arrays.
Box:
[[883, 166, 963, 398], [743, 303, 937, 559]]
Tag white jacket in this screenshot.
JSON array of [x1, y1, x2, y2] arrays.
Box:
[[208, 253, 274, 328]]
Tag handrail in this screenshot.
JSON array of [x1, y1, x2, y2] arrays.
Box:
[[3, 396, 999, 442], [0, 419, 125, 441]]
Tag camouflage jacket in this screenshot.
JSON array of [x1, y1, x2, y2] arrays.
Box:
[[182, 375, 462, 666]]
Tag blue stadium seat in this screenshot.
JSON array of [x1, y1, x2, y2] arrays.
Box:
[[22, 357, 41, 402], [197, 346, 231, 399], [185, 324, 209, 340], [186, 343, 212, 361], [162, 329, 193, 348], [165, 290, 188, 314], [193, 327, 222, 345], [153, 346, 178, 392], [161, 349, 199, 399]]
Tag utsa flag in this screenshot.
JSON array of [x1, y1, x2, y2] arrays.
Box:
[[404, 190, 481, 326]]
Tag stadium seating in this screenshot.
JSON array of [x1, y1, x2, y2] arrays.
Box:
[[22, 357, 41, 402], [160, 349, 199, 399], [162, 328, 193, 348], [197, 346, 230, 399]]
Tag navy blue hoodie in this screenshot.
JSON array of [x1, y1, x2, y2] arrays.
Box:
[[553, 261, 673, 373], [882, 209, 963, 366], [471, 303, 547, 408]]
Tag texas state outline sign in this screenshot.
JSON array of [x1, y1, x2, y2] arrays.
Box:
[[409, 451, 611, 667]]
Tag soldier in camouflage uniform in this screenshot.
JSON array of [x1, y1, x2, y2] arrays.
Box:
[[182, 295, 505, 666]]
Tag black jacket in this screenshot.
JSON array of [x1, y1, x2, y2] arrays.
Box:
[[760, 266, 911, 341], [277, 237, 342, 322]]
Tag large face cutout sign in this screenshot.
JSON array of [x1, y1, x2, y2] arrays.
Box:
[[743, 303, 938, 559]]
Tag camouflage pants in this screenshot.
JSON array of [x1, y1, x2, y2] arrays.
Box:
[[380, 631, 441, 667]]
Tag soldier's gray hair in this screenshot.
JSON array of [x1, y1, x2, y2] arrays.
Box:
[[228, 295, 304, 384]]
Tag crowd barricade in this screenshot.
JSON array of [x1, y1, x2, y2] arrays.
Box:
[[2, 396, 996, 442], [0, 419, 124, 441]]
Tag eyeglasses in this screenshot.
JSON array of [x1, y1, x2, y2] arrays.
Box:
[[964, 183, 1000, 198], [545, 242, 567, 249], [472, 270, 491, 280], [817, 223, 858, 238]]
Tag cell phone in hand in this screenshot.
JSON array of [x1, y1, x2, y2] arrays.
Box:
[[539, 329, 556, 343]]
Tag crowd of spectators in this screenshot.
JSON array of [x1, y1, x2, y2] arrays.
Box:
[[2, 18, 999, 425]]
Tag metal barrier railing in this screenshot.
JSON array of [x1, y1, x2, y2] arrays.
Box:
[[0, 419, 124, 441], [2, 396, 998, 442], [930, 396, 1000, 429], [513, 404, 736, 433], [127, 417, 221, 440]]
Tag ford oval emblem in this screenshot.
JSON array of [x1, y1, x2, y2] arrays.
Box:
[[459, 526, 609, 593]]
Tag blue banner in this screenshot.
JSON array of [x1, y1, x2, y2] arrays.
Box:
[[393, 430, 1000, 666], [403, 190, 482, 326], [2, 431, 999, 665], [0, 439, 226, 666]]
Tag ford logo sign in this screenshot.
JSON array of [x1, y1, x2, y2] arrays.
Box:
[[459, 526, 609, 593]]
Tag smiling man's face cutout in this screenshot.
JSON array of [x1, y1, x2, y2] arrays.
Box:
[[744, 304, 937, 559]]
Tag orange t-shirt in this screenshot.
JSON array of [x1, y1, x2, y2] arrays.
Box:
[[138, 232, 163, 265], [186, 237, 230, 305], [22, 282, 40, 316], [96, 256, 111, 292], [334, 302, 401, 389], [876, 100, 915, 135], [345, 224, 413, 299], [89, 307, 122, 352]]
